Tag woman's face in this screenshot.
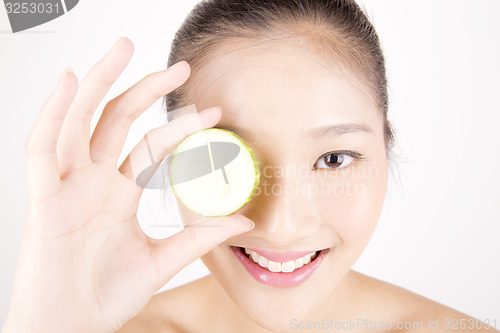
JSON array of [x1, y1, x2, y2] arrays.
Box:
[[175, 37, 388, 331]]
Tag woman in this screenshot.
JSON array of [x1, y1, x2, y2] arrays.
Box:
[[2, 0, 497, 332]]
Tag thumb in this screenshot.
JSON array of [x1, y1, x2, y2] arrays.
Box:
[[147, 214, 254, 288]]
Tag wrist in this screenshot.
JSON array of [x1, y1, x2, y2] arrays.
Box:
[[2, 314, 32, 333], [2, 312, 113, 333]]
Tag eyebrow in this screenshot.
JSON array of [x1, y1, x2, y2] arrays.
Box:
[[306, 123, 375, 138], [212, 123, 374, 140]]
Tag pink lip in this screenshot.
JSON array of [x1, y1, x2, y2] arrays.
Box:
[[247, 248, 317, 262], [230, 246, 330, 288]]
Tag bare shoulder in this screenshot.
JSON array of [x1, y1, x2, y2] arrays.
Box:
[[115, 275, 212, 333], [350, 270, 498, 332]]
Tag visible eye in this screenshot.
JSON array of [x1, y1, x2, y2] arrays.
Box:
[[312, 151, 363, 170]]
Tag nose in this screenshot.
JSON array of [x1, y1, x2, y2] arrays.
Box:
[[238, 160, 322, 247]]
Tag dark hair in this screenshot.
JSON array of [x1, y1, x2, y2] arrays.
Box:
[[165, 0, 394, 149]]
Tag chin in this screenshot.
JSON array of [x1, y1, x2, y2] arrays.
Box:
[[201, 243, 350, 332]]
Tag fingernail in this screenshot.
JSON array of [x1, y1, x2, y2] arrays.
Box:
[[56, 66, 73, 87], [198, 107, 222, 124], [111, 36, 131, 52], [247, 220, 255, 231], [231, 214, 255, 231], [111, 37, 122, 51], [116, 36, 128, 45], [200, 106, 222, 115], [168, 60, 187, 71]]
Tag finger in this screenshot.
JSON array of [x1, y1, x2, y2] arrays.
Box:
[[25, 68, 78, 202], [148, 214, 255, 288], [90, 60, 191, 166], [57, 37, 134, 175], [118, 106, 222, 195]]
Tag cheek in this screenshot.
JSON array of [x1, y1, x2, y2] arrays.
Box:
[[313, 162, 387, 247]]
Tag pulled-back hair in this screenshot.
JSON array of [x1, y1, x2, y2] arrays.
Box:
[[165, 0, 393, 148]]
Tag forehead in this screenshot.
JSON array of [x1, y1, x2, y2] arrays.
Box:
[[189, 37, 381, 138]]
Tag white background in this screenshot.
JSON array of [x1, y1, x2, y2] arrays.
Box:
[[1, 0, 499, 327]]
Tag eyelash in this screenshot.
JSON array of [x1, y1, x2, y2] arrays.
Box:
[[312, 150, 365, 170]]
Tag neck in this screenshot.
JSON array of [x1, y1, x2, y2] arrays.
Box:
[[205, 269, 362, 333]]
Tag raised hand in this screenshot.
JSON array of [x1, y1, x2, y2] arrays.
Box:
[[2, 37, 254, 333]]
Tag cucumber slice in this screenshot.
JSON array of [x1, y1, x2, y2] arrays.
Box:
[[169, 128, 260, 217]]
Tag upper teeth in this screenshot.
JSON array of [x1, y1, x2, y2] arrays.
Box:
[[244, 248, 319, 273]]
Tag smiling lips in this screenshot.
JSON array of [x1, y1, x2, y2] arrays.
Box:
[[230, 246, 330, 288]]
